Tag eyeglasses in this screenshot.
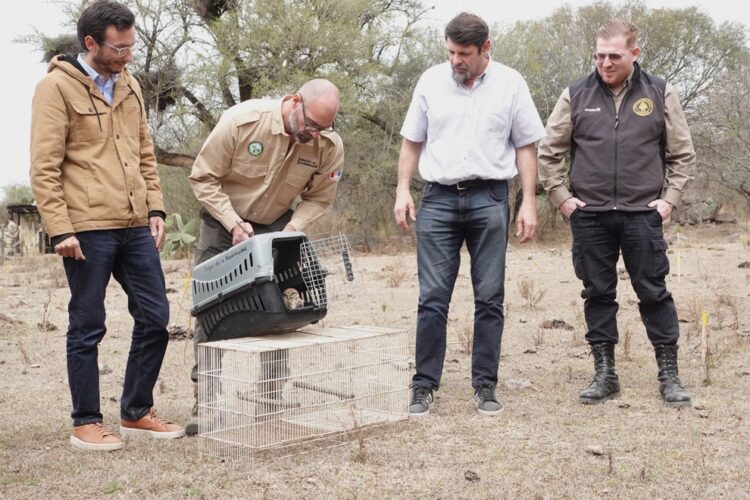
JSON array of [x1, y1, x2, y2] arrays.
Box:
[[102, 41, 135, 57], [593, 52, 625, 63], [299, 95, 334, 133]]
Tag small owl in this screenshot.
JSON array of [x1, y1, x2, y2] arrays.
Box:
[[282, 288, 304, 310]]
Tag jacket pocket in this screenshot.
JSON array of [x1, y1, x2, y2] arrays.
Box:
[[648, 239, 670, 277], [233, 160, 267, 179], [572, 242, 586, 280], [285, 166, 312, 190], [69, 100, 108, 143]]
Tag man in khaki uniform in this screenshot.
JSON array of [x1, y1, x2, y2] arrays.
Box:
[[186, 79, 343, 430]]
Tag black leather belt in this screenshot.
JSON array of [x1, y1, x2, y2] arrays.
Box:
[[434, 179, 506, 191]]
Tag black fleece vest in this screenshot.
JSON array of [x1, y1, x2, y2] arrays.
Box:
[[569, 63, 667, 211]]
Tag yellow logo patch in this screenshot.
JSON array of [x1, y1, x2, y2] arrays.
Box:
[[633, 98, 654, 117]]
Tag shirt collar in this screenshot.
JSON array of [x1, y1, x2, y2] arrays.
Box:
[[77, 53, 120, 85], [272, 97, 289, 136]]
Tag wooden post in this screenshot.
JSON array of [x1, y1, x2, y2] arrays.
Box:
[[701, 311, 710, 385], [0, 226, 5, 262]]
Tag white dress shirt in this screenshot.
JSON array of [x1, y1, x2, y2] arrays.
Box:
[[400, 60, 545, 185]]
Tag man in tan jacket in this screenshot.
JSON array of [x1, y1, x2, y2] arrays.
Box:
[[30, 0, 184, 451], [186, 78, 344, 433]]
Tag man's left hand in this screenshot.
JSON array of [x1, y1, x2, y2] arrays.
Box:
[[648, 199, 673, 221], [149, 216, 166, 251], [515, 200, 537, 243]]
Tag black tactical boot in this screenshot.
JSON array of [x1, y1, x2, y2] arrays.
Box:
[[579, 343, 621, 404], [655, 344, 691, 407]]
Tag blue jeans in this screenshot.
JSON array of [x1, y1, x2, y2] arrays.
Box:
[[63, 227, 169, 426], [413, 181, 509, 390]]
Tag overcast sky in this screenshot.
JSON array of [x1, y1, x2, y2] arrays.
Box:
[[1, 0, 746, 188]]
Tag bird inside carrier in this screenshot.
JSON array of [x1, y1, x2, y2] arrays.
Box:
[[197, 325, 410, 460], [190, 231, 358, 341]]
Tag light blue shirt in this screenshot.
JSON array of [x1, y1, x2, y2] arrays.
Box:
[[400, 60, 546, 184], [77, 54, 119, 105]]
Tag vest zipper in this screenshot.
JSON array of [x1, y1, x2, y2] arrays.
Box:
[[613, 109, 619, 211]]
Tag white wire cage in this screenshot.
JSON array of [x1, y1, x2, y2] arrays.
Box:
[[300, 232, 361, 308], [196, 325, 410, 460]]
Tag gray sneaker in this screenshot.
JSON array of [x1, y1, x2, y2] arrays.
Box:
[[474, 386, 503, 416], [408, 385, 434, 417]]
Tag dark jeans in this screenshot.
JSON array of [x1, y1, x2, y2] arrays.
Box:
[[63, 227, 169, 427], [413, 181, 509, 390], [190, 208, 293, 383], [570, 210, 679, 346]]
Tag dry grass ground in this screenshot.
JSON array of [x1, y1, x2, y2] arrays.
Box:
[[1, 223, 749, 499]]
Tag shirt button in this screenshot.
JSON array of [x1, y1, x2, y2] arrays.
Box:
[[124, 161, 128, 167], [116, 134, 120, 139]]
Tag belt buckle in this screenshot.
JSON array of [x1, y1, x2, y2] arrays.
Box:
[[455, 181, 469, 191]]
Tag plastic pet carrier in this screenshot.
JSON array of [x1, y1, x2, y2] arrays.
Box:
[[190, 231, 331, 340]]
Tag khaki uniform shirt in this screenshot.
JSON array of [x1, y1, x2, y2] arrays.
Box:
[[538, 76, 695, 209], [189, 98, 344, 232]]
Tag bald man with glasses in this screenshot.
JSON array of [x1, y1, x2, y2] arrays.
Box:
[[186, 79, 344, 431], [538, 19, 696, 407]]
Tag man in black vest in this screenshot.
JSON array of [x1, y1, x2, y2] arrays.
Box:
[[538, 19, 696, 407]]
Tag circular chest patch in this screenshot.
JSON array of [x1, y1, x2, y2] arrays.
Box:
[[633, 98, 654, 117], [248, 141, 263, 156]]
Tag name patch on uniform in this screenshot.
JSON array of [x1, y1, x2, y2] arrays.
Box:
[[584, 107, 601, 112], [329, 170, 342, 182], [297, 157, 318, 168], [248, 141, 263, 156], [633, 98, 653, 117]]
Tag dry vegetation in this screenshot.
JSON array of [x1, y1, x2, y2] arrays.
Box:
[[1, 223, 749, 498]]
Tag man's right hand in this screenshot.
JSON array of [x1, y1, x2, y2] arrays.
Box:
[[232, 221, 254, 245], [55, 235, 85, 260], [560, 197, 587, 218], [394, 190, 416, 230]]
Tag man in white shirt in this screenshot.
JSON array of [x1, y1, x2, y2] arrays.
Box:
[[394, 12, 545, 416]]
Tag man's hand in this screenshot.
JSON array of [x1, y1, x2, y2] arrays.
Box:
[[515, 200, 537, 243], [648, 199, 673, 221], [283, 223, 296, 232], [232, 221, 254, 245], [394, 190, 416, 230], [149, 216, 166, 251], [560, 197, 587, 218], [55, 235, 85, 260]]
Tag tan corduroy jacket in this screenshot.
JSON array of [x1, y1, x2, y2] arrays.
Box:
[[30, 55, 164, 238]]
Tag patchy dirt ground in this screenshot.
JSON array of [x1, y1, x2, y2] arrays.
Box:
[[1, 223, 749, 499]]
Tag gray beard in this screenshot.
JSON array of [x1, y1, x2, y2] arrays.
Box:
[[451, 68, 468, 85]]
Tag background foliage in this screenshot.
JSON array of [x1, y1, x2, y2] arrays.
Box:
[[8, 0, 749, 251]]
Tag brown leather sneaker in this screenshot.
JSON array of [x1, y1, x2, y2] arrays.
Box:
[[120, 408, 186, 439], [70, 423, 124, 451]]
